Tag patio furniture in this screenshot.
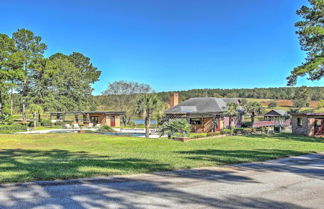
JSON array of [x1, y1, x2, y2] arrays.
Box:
[[73, 124, 80, 129], [88, 123, 94, 128], [65, 124, 71, 129], [95, 124, 101, 128]]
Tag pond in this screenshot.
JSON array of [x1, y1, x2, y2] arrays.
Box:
[[133, 119, 157, 125], [100, 132, 145, 137]]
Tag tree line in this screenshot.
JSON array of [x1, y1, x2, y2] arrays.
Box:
[[150, 87, 324, 104], [0, 29, 101, 122]]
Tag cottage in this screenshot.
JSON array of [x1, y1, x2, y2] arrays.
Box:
[[264, 109, 288, 121], [164, 93, 242, 133], [291, 113, 324, 137], [50, 111, 125, 127]]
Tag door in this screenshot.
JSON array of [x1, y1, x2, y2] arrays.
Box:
[[314, 119, 324, 136], [110, 116, 115, 127]]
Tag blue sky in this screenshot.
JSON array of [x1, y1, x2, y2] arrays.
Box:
[[1, 0, 323, 95]]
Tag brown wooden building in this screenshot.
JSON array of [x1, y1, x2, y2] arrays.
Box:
[[164, 94, 242, 133], [291, 113, 324, 137], [50, 111, 125, 127]]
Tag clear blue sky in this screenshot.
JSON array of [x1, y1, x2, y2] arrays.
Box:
[[1, 0, 323, 95]]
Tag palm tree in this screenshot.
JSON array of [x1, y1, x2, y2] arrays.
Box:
[[134, 94, 161, 138], [226, 103, 239, 129], [245, 102, 264, 124]]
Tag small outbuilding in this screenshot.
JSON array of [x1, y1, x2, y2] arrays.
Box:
[[264, 109, 288, 121], [291, 113, 324, 137], [164, 94, 243, 133], [50, 111, 125, 127]]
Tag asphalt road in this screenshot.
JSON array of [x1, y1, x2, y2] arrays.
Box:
[[0, 153, 323, 209]]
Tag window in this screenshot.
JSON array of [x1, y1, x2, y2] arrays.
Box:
[[190, 118, 202, 125], [297, 118, 303, 127], [90, 116, 99, 124]]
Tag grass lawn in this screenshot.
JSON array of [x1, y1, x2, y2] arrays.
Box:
[[0, 133, 323, 183]]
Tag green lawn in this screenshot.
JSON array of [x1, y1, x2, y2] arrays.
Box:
[[0, 133, 323, 183]]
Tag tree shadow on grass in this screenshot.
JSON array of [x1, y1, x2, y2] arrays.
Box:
[[0, 149, 170, 184], [0, 149, 316, 208], [177, 149, 324, 180], [0, 176, 310, 209]]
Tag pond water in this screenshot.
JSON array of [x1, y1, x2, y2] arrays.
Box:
[[101, 132, 145, 137], [133, 119, 157, 125]]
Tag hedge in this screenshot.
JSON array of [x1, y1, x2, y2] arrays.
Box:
[[0, 124, 27, 133]]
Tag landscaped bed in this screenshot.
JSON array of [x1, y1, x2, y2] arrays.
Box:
[[0, 133, 323, 183]]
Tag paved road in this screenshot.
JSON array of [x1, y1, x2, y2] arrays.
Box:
[[0, 153, 323, 209]]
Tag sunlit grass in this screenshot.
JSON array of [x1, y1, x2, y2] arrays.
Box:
[[0, 133, 323, 183]]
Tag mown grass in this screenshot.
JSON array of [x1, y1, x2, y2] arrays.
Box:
[[0, 133, 323, 183]]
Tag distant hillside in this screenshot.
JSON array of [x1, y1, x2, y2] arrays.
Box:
[[94, 87, 324, 111], [156, 87, 324, 103]]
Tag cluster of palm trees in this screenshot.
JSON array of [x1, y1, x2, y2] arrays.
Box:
[[226, 101, 264, 129]]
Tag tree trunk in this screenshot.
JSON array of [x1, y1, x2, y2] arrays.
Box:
[[22, 64, 27, 123], [0, 89, 3, 119], [251, 112, 255, 125], [10, 88, 13, 115], [22, 100, 26, 123], [145, 114, 151, 138], [228, 116, 232, 129], [33, 112, 37, 129]]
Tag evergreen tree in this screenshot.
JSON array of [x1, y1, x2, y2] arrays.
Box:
[[287, 0, 324, 85]]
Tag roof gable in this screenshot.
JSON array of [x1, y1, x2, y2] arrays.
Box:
[[264, 109, 287, 116], [165, 97, 238, 114]]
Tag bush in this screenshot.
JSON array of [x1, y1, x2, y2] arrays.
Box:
[[41, 119, 51, 126], [0, 124, 27, 133], [268, 101, 277, 108], [255, 127, 268, 133], [98, 125, 115, 132], [206, 132, 220, 137], [243, 128, 254, 134], [159, 119, 191, 138], [221, 129, 233, 135], [233, 128, 244, 135]]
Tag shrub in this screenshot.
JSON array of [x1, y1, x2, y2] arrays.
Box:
[[243, 128, 254, 134], [41, 119, 51, 126], [221, 129, 233, 135], [159, 119, 191, 138], [233, 128, 244, 135], [0, 113, 14, 125], [206, 132, 220, 137], [255, 127, 268, 133], [0, 124, 27, 133], [98, 125, 115, 132], [268, 101, 277, 108]]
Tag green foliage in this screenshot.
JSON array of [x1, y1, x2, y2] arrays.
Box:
[[287, 0, 324, 85], [0, 113, 13, 125], [256, 127, 269, 134], [0, 133, 324, 183], [101, 81, 153, 125], [220, 129, 233, 135], [233, 128, 244, 135], [226, 102, 239, 129], [159, 119, 191, 138], [317, 100, 324, 108], [135, 94, 161, 138], [206, 132, 220, 137], [244, 102, 264, 124], [0, 124, 27, 133], [98, 125, 115, 133], [293, 86, 310, 107], [41, 119, 51, 126], [268, 101, 277, 108]]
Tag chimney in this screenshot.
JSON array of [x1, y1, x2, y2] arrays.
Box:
[[170, 93, 179, 107]]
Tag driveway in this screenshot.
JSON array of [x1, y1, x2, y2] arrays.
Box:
[[0, 153, 323, 209]]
